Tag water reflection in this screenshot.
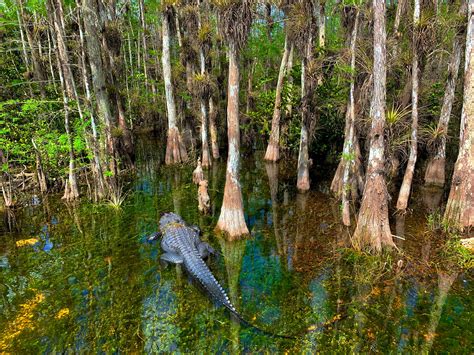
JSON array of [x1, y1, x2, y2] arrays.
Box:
[[0, 138, 472, 353]]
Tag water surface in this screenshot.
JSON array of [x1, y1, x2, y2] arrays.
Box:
[[1, 138, 472, 352]]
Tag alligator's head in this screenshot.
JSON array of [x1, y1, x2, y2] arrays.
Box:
[[159, 212, 185, 229]]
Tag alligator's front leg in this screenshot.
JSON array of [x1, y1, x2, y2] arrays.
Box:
[[147, 231, 161, 242], [160, 252, 184, 268], [197, 242, 215, 259]]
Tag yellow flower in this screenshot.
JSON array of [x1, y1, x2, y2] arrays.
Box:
[[55, 308, 70, 319], [15, 238, 39, 247]]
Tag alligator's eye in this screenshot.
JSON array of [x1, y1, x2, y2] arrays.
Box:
[[191, 225, 201, 235]]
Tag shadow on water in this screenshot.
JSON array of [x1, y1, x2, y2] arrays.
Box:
[[0, 136, 472, 352]]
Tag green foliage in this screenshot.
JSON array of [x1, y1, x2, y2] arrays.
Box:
[[0, 99, 89, 179]]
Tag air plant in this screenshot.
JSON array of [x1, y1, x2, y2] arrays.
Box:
[[106, 182, 129, 210]]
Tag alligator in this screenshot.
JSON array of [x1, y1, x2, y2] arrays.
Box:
[[148, 212, 343, 338], [148, 213, 242, 321]]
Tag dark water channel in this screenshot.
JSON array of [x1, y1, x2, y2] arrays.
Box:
[[1, 137, 473, 353]]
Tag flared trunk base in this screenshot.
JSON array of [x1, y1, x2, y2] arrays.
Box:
[[165, 127, 188, 165], [264, 142, 280, 162], [216, 207, 249, 240], [424, 157, 446, 187], [353, 175, 395, 252]]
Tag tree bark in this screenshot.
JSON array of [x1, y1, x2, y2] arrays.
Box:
[[264, 35, 290, 162], [18, 0, 46, 98], [209, 96, 220, 159], [216, 43, 249, 239], [425, 37, 462, 186], [77, 1, 106, 199], [162, 9, 187, 165], [315, 0, 326, 48], [341, 9, 360, 226], [352, 0, 395, 252], [296, 27, 313, 192], [444, 1, 474, 230], [82, 0, 117, 172], [396, 0, 421, 211], [198, 5, 211, 168]]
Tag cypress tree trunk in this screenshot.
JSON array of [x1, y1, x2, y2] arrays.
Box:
[[341, 9, 360, 226], [77, 5, 106, 199], [18, 0, 46, 98], [47, 0, 79, 200], [216, 42, 249, 239], [444, 2, 474, 230], [296, 32, 313, 192], [198, 4, 211, 168], [82, 0, 117, 173], [264, 35, 290, 162], [352, 0, 395, 252], [397, 0, 421, 211], [425, 38, 462, 186], [209, 96, 220, 159], [162, 9, 187, 165]]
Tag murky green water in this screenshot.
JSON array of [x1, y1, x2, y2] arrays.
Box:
[[1, 137, 473, 353]]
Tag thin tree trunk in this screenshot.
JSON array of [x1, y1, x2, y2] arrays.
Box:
[[392, 0, 406, 57], [245, 58, 255, 115], [316, 0, 326, 48], [77, 10, 106, 199], [198, 7, 211, 168], [341, 9, 360, 226], [209, 96, 220, 159], [265, 35, 290, 162], [46, 30, 58, 93], [285, 44, 295, 117], [444, 1, 474, 230], [162, 9, 187, 165], [57, 57, 79, 200], [82, 0, 117, 172], [352, 0, 395, 252], [32, 139, 48, 193], [397, 0, 420, 211], [18, 0, 46, 98], [47, 0, 79, 200], [216, 43, 249, 239], [296, 28, 313, 192], [425, 37, 462, 186], [16, 8, 30, 71]]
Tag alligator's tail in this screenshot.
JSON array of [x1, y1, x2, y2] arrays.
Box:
[[222, 302, 347, 340], [185, 251, 345, 339]]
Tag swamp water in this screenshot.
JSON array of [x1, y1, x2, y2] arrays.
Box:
[[1, 138, 473, 353]]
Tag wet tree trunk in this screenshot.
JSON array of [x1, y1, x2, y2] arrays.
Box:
[[444, 2, 474, 230], [425, 37, 462, 186], [352, 0, 395, 252], [296, 27, 314, 192], [264, 35, 290, 162], [216, 43, 249, 239], [162, 9, 187, 165], [209, 96, 220, 159], [396, 0, 421, 211], [341, 9, 360, 226]]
